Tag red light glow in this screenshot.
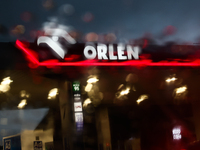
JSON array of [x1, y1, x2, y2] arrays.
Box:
[[16, 40, 200, 68]]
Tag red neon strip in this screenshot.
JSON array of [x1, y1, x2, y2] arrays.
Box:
[[15, 40, 200, 67], [38, 61, 200, 66], [15, 40, 39, 65]]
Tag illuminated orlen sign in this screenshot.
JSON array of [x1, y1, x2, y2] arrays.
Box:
[[15, 35, 200, 67]]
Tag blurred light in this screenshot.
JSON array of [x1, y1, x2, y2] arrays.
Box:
[[82, 12, 94, 22], [175, 86, 187, 94], [85, 83, 93, 92], [1, 77, 12, 85], [18, 99, 27, 109], [172, 127, 181, 140], [83, 98, 92, 108], [99, 92, 103, 100], [11, 25, 25, 35], [105, 33, 116, 42], [59, 4, 75, 16], [48, 88, 58, 100], [26, 94, 30, 98], [20, 90, 26, 97], [0, 77, 12, 93], [118, 84, 124, 90], [87, 77, 99, 83], [137, 94, 148, 104], [43, 0, 54, 10], [20, 90, 30, 98], [166, 77, 177, 83], [0, 84, 10, 93], [126, 73, 138, 83], [120, 87, 130, 96], [163, 25, 177, 35], [85, 32, 98, 42]]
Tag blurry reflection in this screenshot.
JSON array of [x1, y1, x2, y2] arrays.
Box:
[[82, 12, 94, 22], [83, 98, 92, 108], [175, 85, 187, 94], [173, 85, 187, 100], [136, 94, 148, 104], [87, 76, 99, 84], [48, 88, 58, 100], [84, 72, 103, 108], [85, 83, 93, 92], [17, 99, 27, 109], [105, 33, 117, 43], [85, 32, 98, 42], [166, 77, 177, 83], [20, 90, 30, 98], [115, 85, 130, 100], [120, 87, 130, 96], [11, 25, 25, 35], [163, 25, 177, 36], [42, 0, 54, 10], [0, 77, 12, 93], [1, 77, 12, 85], [115, 73, 137, 101]]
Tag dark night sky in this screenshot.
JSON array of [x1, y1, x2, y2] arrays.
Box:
[[0, 0, 200, 43]]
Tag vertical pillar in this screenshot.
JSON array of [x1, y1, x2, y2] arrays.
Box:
[[96, 107, 112, 150], [59, 81, 73, 150]]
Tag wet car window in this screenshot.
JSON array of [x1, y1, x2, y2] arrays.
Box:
[[1, 1, 200, 150]]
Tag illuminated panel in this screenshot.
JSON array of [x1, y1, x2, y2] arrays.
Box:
[[74, 102, 82, 112], [172, 127, 182, 140], [16, 40, 200, 67]]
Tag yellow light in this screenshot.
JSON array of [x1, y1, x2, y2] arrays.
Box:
[[0, 84, 10, 93], [18, 99, 27, 109], [83, 98, 92, 107], [87, 77, 99, 83], [1, 77, 13, 85], [85, 83, 93, 92], [120, 87, 130, 96], [171, 77, 177, 81], [48, 88, 58, 100], [175, 86, 187, 94], [166, 78, 171, 83], [137, 95, 148, 104], [166, 77, 177, 83]]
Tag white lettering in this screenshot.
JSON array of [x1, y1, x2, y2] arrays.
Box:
[[117, 44, 127, 60], [83, 43, 140, 60], [84, 45, 97, 59], [109, 44, 117, 60], [127, 45, 140, 60], [97, 44, 108, 59]]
